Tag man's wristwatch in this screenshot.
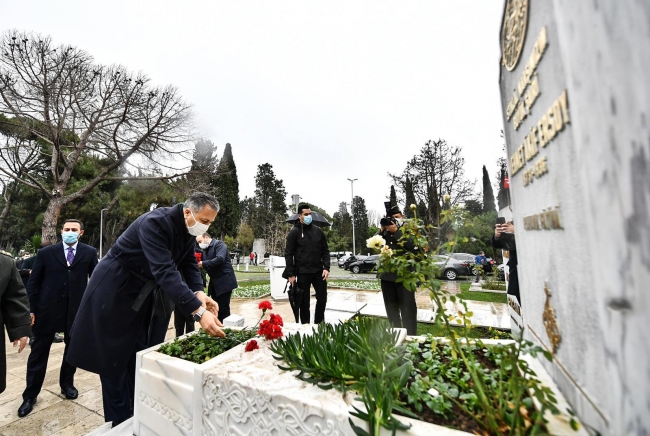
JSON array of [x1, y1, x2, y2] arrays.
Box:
[[192, 307, 206, 322]]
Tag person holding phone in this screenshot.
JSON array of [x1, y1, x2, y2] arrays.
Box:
[[492, 217, 520, 304]]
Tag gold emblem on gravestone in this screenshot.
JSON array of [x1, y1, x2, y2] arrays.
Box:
[[543, 283, 561, 353], [501, 0, 529, 71]]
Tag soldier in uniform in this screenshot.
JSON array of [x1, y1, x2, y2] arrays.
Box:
[[0, 251, 31, 395]]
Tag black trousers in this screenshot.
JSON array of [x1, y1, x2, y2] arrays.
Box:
[[100, 301, 172, 424], [296, 273, 327, 324], [174, 306, 195, 337], [380, 280, 418, 335], [23, 332, 76, 400], [214, 291, 232, 323]]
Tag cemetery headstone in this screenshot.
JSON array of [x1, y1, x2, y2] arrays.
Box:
[[498, 1, 650, 434]]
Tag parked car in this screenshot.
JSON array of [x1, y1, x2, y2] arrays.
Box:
[[349, 255, 379, 274], [344, 255, 367, 270], [470, 258, 496, 276], [337, 255, 351, 268], [435, 253, 474, 280]]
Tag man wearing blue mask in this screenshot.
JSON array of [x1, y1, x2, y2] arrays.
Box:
[[284, 204, 330, 324], [18, 219, 98, 418]]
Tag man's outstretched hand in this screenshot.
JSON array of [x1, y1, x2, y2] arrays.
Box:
[[195, 291, 220, 318], [199, 311, 226, 337]]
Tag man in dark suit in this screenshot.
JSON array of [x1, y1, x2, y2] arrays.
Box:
[[197, 233, 238, 322], [67, 192, 224, 427], [18, 219, 98, 417], [1, 251, 31, 395]]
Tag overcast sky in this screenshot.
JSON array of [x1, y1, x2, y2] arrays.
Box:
[[1, 1, 506, 218]]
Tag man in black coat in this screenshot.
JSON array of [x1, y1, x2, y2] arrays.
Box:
[[67, 192, 224, 427], [284, 204, 330, 324], [0, 251, 31, 395], [197, 233, 238, 322], [18, 219, 98, 418]]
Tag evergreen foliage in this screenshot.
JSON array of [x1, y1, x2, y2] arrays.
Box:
[[482, 165, 496, 213], [389, 185, 397, 207], [496, 157, 509, 210], [352, 196, 369, 254], [213, 143, 240, 238], [403, 176, 417, 218]]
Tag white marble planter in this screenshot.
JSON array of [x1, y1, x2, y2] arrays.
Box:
[[134, 327, 584, 436], [133, 328, 248, 436]]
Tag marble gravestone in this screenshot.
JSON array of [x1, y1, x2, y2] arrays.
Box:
[[498, 1, 650, 435]]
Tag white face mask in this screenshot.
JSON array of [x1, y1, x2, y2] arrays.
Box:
[[186, 209, 210, 237], [199, 242, 209, 249]]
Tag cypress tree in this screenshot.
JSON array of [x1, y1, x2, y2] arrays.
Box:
[[389, 185, 397, 207], [213, 143, 241, 239], [482, 165, 496, 213], [496, 158, 509, 210], [404, 176, 417, 218]]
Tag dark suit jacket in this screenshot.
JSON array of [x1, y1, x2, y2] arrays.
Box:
[[17, 255, 36, 288], [0, 254, 32, 393], [26, 242, 97, 335], [67, 204, 204, 376], [203, 239, 237, 298]]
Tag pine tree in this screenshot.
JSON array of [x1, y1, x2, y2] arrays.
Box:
[[213, 143, 240, 239], [352, 196, 369, 254], [403, 176, 417, 218], [389, 185, 397, 207], [482, 165, 496, 213]]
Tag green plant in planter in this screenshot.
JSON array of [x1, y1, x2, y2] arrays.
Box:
[[270, 317, 416, 434], [158, 328, 258, 364], [375, 205, 575, 435]]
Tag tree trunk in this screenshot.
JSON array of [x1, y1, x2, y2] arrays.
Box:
[[0, 184, 17, 234], [42, 198, 65, 244]]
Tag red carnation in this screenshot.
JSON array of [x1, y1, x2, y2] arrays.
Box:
[[194, 252, 203, 262], [269, 313, 284, 327], [258, 300, 273, 312], [245, 340, 259, 352], [258, 319, 284, 340]]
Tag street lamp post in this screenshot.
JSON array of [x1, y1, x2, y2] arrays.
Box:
[[292, 194, 301, 213], [347, 178, 358, 255], [100, 208, 108, 259]]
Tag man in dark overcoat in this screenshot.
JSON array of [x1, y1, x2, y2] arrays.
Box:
[[19, 219, 98, 417], [0, 251, 31, 394], [197, 233, 238, 322], [284, 204, 330, 324], [67, 192, 224, 427]]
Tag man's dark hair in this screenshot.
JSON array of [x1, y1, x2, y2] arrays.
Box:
[[185, 192, 220, 213], [63, 219, 84, 231], [297, 204, 311, 215], [201, 232, 212, 239]]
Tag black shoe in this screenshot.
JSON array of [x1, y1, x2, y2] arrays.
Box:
[[111, 419, 125, 428], [18, 398, 37, 417], [61, 386, 78, 399], [53, 333, 64, 343]]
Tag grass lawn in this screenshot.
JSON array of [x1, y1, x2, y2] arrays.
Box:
[[355, 315, 511, 339], [457, 282, 507, 304], [417, 322, 512, 340], [237, 279, 270, 287]]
